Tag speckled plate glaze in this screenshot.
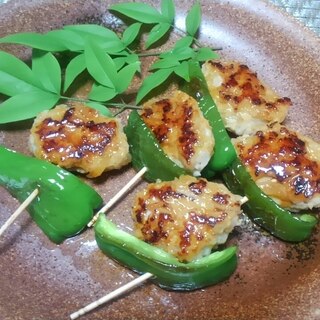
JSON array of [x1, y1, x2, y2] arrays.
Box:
[[0, 1, 320, 319]]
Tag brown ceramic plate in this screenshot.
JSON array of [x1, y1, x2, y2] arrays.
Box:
[[0, 1, 320, 319]]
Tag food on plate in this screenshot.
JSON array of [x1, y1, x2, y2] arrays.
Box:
[[125, 62, 237, 182], [202, 61, 291, 136], [141, 90, 214, 176], [233, 122, 320, 211], [132, 175, 242, 262], [222, 123, 318, 242], [95, 213, 238, 291], [0, 146, 103, 243], [29, 103, 131, 178]]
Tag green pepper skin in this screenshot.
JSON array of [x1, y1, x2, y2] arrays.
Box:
[[181, 61, 237, 177], [223, 158, 317, 242], [124, 110, 189, 182], [0, 146, 103, 243], [95, 214, 237, 291]]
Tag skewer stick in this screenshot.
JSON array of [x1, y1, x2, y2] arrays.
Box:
[[0, 188, 39, 237], [69, 272, 153, 320], [87, 167, 148, 227], [240, 196, 248, 205]]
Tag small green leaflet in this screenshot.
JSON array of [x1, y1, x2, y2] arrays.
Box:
[[110, 2, 169, 24], [0, 32, 67, 51], [145, 22, 171, 48], [0, 91, 59, 124], [85, 101, 113, 117], [161, 0, 175, 24], [84, 39, 117, 88], [89, 84, 117, 102], [186, 2, 201, 36], [32, 50, 61, 95], [121, 23, 142, 47], [63, 24, 125, 54], [195, 47, 219, 61], [116, 61, 141, 93], [136, 68, 172, 103], [0, 51, 39, 96], [63, 54, 86, 93]]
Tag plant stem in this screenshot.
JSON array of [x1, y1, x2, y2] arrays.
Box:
[[59, 96, 142, 110]]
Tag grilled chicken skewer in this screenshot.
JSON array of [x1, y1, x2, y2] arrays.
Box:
[[202, 61, 291, 136], [29, 103, 131, 178]]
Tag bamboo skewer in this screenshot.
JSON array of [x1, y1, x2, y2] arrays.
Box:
[[69, 272, 153, 320], [0, 188, 39, 237], [87, 166, 148, 227]]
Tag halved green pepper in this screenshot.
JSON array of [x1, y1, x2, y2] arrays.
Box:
[[95, 214, 237, 291], [124, 110, 189, 182], [223, 158, 317, 242], [181, 61, 237, 177], [0, 146, 103, 243]]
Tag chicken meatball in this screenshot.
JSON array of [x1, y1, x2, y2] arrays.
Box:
[[132, 175, 242, 262], [141, 90, 214, 176], [29, 103, 131, 178], [202, 61, 291, 135], [233, 122, 320, 211]]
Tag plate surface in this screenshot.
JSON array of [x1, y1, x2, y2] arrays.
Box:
[[0, 1, 320, 319]]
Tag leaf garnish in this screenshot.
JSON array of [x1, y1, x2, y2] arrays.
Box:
[[84, 39, 117, 88], [110, 3, 168, 24], [0, 51, 39, 96], [145, 22, 171, 48], [85, 101, 113, 117], [121, 23, 142, 47], [63, 54, 86, 93], [32, 50, 61, 95], [161, 0, 175, 24], [185, 2, 201, 36], [136, 68, 172, 103], [0, 91, 59, 124]]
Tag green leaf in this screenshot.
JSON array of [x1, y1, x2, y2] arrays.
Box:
[[110, 3, 168, 24], [63, 54, 86, 93], [32, 50, 61, 94], [88, 84, 117, 102], [161, 0, 175, 23], [195, 47, 220, 61], [0, 51, 39, 96], [115, 61, 140, 93], [84, 39, 117, 88], [173, 36, 194, 49], [122, 23, 142, 47], [64, 24, 125, 53], [46, 29, 85, 52], [0, 32, 67, 51], [145, 22, 171, 49], [0, 91, 60, 123], [173, 46, 195, 61], [186, 2, 201, 36], [150, 57, 180, 70], [136, 68, 172, 103], [173, 61, 190, 82], [86, 101, 113, 117]]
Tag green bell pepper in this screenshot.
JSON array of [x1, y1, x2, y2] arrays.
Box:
[[181, 61, 237, 178], [124, 110, 189, 182], [0, 146, 103, 243], [223, 158, 317, 242], [95, 214, 237, 291]]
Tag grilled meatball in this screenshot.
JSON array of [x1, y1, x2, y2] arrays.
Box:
[[132, 175, 242, 262], [202, 61, 291, 135], [29, 103, 131, 178], [233, 122, 320, 211], [141, 90, 214, 176]]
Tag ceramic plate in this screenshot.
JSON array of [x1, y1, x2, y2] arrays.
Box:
[[0, 1, 320, 319]]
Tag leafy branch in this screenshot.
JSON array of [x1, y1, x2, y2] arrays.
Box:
[[0, 0, 220, 123]]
